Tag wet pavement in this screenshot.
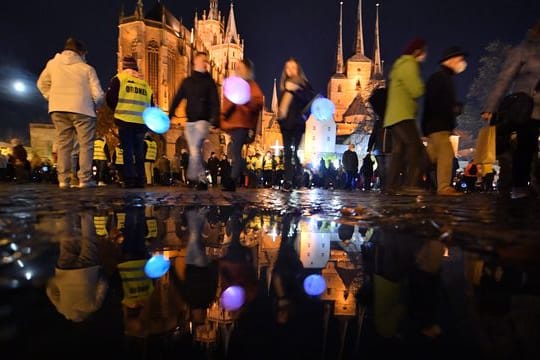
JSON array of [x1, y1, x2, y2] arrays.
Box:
[[1, 183, 540, 359]]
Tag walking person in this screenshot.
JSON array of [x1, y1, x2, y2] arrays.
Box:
[[37, 37, 104, 189], [219, 58, 264, 191], [169, 51, 220, 191], [207, 152, 220, 187], [384, 38, 428, 195], [482, 20, 540, 199], [143, 133, 157, 185], [342, 144, 359, 190], [368, 86, 391, 191], [422, 46, 468, 196], [277, 58, 316, 192]]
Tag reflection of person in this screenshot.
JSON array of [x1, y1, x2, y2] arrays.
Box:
[[169, 51, 220, 190], [277, 58, 315, 192], [46, 213, 108, 322], [37, 37, 104, 189], [384, 38, 427, 195], [220, 59, 264, 191], [482, 20, 540, 199], [106, 56, 154, 189]]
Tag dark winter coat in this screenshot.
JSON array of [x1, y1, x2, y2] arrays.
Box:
[[422, 65, 459, 136], [342, 150, 359, 172]]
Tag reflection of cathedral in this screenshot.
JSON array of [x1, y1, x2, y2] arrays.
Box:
[[118, 0, 243, 157]]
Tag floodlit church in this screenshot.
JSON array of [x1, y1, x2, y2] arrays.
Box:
[[117, 0, 244, 157]]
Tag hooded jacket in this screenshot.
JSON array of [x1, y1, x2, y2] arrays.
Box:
[[37, 50, 104, 117]]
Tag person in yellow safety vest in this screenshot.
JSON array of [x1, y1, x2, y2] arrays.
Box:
[[105, 56, 154, 189], [93, 213, 109, 237], [144, 133, 158, 185], [93, 136, 110, 187], [262, 151, 274, 188], [113, 145, 124, 184], [254, 153, 263, 188]]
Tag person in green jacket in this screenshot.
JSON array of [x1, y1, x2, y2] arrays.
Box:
[[384, 38, 427, 195]]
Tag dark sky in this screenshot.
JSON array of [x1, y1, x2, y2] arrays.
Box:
[[1, 0, 538, 140]]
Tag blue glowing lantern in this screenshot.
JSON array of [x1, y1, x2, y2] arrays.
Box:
[[223, 76, 251, 105], [144, 254, 171, 279], [311, 97, 335, 121], [303, 274, 326, 296], [220, 286, 246, 311], [143, 107, 170, 134]]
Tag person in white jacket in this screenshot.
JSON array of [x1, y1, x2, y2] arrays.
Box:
[[37, 37, 104, 189]]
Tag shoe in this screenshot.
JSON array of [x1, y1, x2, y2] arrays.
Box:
[[437, 188, 464, 197], [59, 182, 69, 189], [195, 182, 208, 191], [511, 187, 531, 199], [79, 181, 97, 189], [98, 181, 107, 187]]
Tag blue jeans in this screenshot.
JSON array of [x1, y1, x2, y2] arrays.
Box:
[[184, 120, 210, 182], [51, 112, 96, 184], [118, 126, 146, 186]]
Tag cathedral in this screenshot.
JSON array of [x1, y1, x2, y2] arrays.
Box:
[[117, 0, 244, 157]]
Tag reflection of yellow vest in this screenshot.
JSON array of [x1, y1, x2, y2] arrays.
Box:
[[144, 140, 157, 161], [94, 215, 108, 237], [93, 139, 107, 161], [145, 219, 158, 239], [115, 72, 153, 124], [115, 147, 124, 165], [118, 260, 154, 307], [116, 212, 126, 230], [263, 157, 273, 170]]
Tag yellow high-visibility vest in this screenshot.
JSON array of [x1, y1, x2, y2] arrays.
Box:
[[117, 260, 154, 307], [254, 156, 263, 170], [94, 215, 108, 237], [275, 157, 284, 171], [93, 139, 107, 161], [144, 140, 157, 161], [114, 72, 153, 125], [263, 157, 273, 170], [116, 212, 126, 230], [115, 147, 124, 165], [145, 219, 158, 239]]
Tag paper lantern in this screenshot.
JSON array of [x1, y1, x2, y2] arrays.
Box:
[[223, 76, 251, 105], [144, 254, 170, 279], [303, 274, 326, 296], [220, 286, 245, 311], [143, 107, 170, 134], [311, 97, 335, 121]]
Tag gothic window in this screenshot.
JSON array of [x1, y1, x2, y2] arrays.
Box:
[[147, 40, 160, 104], [327, 137, 331, 141], [337, 84, 342, 92], [131, 39, 139, 54], [312, 136, 316, 141], [357, 68, 361, 72], [213, 35, 217, 45], [327, 127, 331, 132]]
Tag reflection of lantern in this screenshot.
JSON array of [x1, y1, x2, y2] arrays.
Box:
[[303, 274, 326, 296], [143, 107, 170, 134], [311, 97, 335, 121], [144, 254, 170, 278], [223, 76, 251, 105], [220, 286, 245, 311]]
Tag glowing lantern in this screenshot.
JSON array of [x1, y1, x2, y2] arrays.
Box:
[[143, 107, 170, 134], [220, 286, 245, 311], [144, 254, 170, 279], [311, 97, 335, 121], [223, 76, 251, 105], [303, 274, 326, 296]]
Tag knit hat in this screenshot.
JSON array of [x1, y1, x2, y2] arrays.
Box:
[[403, 38, 426, 55], [64, 37, 87, 53], [122, 56, 139, 71]]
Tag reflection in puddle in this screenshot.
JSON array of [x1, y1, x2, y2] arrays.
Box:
[[1, 203, 539, 358]]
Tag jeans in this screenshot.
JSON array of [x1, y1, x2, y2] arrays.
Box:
[[279, 125, 305, 185], [228, 128, 249, 182], [346, 170, 357, 189], [387, 120, 426, 190], [51, 112, 96, 184], [57, 213, 98, 269], [426, 131, 454, 192], [184, 120, 210, 182], [118, 126, 146, 186]]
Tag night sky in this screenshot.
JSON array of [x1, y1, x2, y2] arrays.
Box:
[[1, 0, 538, 140]]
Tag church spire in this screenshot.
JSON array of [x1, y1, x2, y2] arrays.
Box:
[[354, 0, 365, 55], [225, 2, 240, 44], [271, 78, 278, 114], [209, 0, 219, 20], [335, 1, 344, 75], [135, 0, 144, 19], [371, 3, 383, 79]]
